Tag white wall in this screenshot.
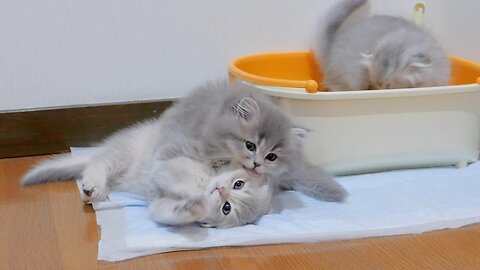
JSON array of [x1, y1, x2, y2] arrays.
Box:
[[0, 0, 478, 111]]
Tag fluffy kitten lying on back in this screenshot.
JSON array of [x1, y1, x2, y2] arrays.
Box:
[[315, 0, 450, 91], [25, 151, 271, 228]]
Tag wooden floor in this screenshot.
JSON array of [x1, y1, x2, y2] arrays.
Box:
[[1, 156, 480, 270]]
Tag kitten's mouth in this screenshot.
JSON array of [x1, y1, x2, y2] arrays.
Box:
[[242, 165, 259, 174]]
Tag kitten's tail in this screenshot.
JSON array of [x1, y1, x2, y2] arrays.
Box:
[[315, 0, 368, 63], [21, 152, 94, 185]]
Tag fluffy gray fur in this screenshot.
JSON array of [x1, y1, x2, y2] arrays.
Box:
[[155, 81, 346, 202], [314, 0, 450, 91], [273, 128, 347, 202], [22, 81, 347, 227]]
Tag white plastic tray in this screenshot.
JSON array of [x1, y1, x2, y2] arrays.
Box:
[[239, 81, 480, 175]]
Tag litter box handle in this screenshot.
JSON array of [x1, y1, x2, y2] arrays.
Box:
[[413, 2, 426, 26], [305, 80, 319, 93]]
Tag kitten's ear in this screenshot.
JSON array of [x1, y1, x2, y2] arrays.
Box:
[[361, 51, 373, 70], [409, 53, 432, 68], [361, 51, 372, 58], [290, 127, 310, 143], [232, 97, 260, 122], [404, 54, 432, 85]]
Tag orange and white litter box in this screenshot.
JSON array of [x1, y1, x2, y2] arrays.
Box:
[[229, 51, 480, 175]]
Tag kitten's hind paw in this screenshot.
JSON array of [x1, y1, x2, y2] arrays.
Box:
[[315, 184, 348, 202], [81, 182, 108, 203]]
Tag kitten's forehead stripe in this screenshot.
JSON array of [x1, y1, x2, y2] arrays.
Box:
[[229, 133, 246, 142], [271, 144, 282, 151], [259, 138, 265, 145]]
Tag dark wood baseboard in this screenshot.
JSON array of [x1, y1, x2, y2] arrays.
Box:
[[0, 101, 173, 158]]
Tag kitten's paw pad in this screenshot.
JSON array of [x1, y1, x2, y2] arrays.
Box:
[[81, 183, 107, 202]]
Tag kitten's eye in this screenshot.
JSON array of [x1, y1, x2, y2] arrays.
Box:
[[245, 141, 256, 152], [233, 180, 245, 189], [222, 201, 231, 215], [265, 153, 278, 161]]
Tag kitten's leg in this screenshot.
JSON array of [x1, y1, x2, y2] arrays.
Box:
[[278, 163, 348, 202], [150, 156, 208, 197], [80, 159, 110, 202], [148, 197, 207, 226]]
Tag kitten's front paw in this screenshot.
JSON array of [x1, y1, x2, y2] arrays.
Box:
[[81, 182, 108, 203], [183, 198, 207, 220]]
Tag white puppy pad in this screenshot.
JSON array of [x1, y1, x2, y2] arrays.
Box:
[[71, 148, 480, 262]]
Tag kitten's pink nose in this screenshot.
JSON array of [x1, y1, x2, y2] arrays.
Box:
[[253, 162, 260, 168], [216, 187, 225, 196]]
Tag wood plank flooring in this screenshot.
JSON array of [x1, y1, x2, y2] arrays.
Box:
[[1, 155, 480, 270]]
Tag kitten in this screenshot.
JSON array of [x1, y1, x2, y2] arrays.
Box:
[[314, 0, 450, 91], [148, 157, 271, 228], [22, 81, 346, 227], [23, 151, 271, 228], [154, 81, 347, 201]]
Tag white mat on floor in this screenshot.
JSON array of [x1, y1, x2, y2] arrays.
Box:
[[71, 148, 480, 262]]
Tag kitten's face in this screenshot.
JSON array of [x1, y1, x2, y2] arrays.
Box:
[[212, 96, 299, 176], [362, 39, 435, 90], [201, 169, 272, 228], [229, 134, 286, 176]]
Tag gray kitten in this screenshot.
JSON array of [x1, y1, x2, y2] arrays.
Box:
[[155, 81, 347, 202], [314, 0, 450, 91], [22, 81, 346, 228]]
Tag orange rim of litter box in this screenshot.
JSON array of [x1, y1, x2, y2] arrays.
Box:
[[228, 51, 480, 92], [448, 55, 480, 85], [228, 51, 321, 93]]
